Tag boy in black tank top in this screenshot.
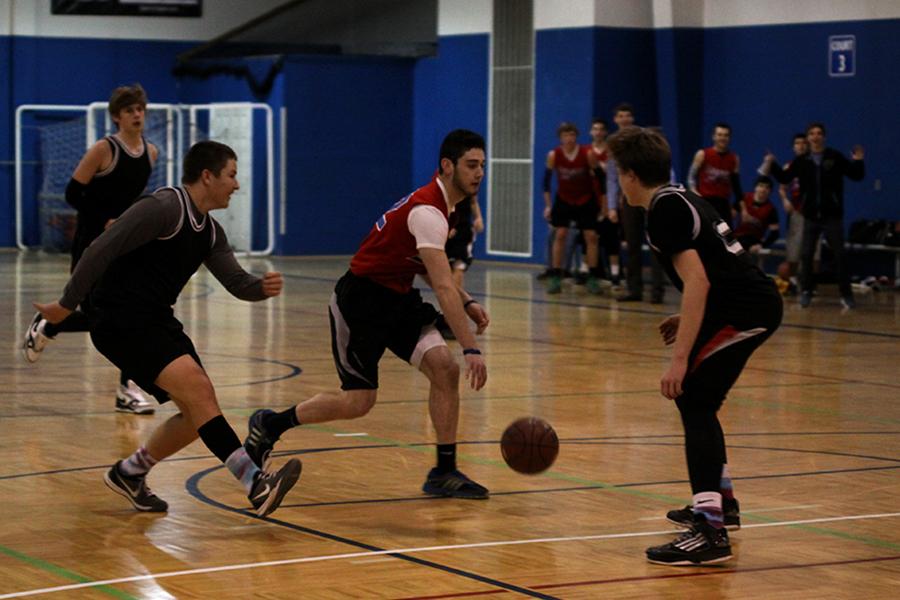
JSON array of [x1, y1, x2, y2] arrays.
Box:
[[608, 127, 782, 566], [32, 141, 301, 517], [23, 84, 158, 415]]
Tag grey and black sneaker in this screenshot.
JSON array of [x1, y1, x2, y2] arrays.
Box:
[[244, 409, 279, 468], [667, 498, 741, 531], [23, 312, 52, 363], [249, 458, 302, 517], [422, 468, 489, 499], [103, 461, 168, 512], [646, 518, 732, 566]]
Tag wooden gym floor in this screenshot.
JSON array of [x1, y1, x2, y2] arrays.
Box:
[[1, 250, 899, 599]]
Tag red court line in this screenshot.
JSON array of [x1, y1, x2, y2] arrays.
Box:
[[394, 555, 900, 600], [530, 554, 900, 592]]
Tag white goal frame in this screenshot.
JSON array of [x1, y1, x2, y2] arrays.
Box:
[[14, 101, 276, 256]]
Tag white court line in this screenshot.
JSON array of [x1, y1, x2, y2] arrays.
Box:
[[333, 433, 368, 437], [1, 511, 899, 599], [638, 504, 823, 521]]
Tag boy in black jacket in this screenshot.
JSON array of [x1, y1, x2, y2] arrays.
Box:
[[765, 123, 864, 308]]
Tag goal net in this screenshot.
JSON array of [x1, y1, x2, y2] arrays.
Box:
[[15, 102, 275, 255]]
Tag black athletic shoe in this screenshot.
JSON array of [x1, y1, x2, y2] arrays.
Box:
[[422, 468, 489, 499], [646, 519, 732, 566], [667, 498, 741, 531], [103, 461, 168, 512], [249, 458, 302, 517], [244, 409, 279, 468]]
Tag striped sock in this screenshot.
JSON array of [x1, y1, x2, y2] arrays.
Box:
[[691, 491, 724, 529], [720, 464, 735, 500], [225, 447, 261, 493], [119, 446, 159, 476]]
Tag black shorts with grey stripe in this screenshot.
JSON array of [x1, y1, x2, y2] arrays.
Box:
[[90, 310, 203, 403], [330, 270, 440, 390]]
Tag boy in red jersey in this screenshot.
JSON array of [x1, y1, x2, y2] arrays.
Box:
[[734, 176, 780, 252], [244, 130, 491, 499], [543, 122, 605, 294], [688, 123, 743, 225], [586, 117, 621, 286]]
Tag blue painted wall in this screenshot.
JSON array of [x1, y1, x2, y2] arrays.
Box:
[[3, 17, 898, 257], [701, 19, 897, 231], [280, 55, 415, 255], [532, 27, 660, 264], [412, 34, 490, 260]]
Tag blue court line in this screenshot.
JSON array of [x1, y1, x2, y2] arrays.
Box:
[[278, 271, 900, 340], [184, 466, 561, 600], [4, 432, 898, 481]]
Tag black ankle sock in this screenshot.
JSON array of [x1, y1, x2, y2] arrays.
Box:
[[42, 321, 58, 337], [436, 443, 457, 473], [119, 371, 129, 386], [264, 407, 300, 438], [197, 415, 243, 463]]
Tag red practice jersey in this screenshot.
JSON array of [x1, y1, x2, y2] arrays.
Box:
[[350, 177, 450, 294], [553, 146, 593, 206], [734, 192, 778, 241], [698, 147, 738, 199]]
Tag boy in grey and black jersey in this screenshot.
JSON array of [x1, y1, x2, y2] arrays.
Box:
[[607, 127, 782, 566], [32, 141, 300, 517]]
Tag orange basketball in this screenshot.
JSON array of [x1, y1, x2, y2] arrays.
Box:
[[500, 417, 559, 474]]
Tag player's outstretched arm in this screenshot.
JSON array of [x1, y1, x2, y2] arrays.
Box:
[[420, 247, 487, 390], [204, 221, 281, 301]]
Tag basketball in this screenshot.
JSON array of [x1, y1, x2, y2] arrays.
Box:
[[500, 417, 559, 474]]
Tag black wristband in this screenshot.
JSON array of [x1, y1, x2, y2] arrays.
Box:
[[462, 348, 482, 355], [463, 299, 478, 308]]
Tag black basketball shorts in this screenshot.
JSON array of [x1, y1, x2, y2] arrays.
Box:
[[446, 227, 475, 269], [329, 271, 446, 390], [90, 311, 202, 403], [550, 197, 599, 230]]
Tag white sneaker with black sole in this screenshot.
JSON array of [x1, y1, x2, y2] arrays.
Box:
[[23, 312, 52, 363], [116, 380, 156, 415]]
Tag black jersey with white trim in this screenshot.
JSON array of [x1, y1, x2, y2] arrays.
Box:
[[61, 186, 266, 316], [646, 184, 778, 318]]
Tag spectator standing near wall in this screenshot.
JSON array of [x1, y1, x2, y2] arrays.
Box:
[[765, 122, 865, 309], [607, 104, 665, 303], [688, 123, 743, 226], [586, 117, 620, 286], [542, 122, 605, 294]]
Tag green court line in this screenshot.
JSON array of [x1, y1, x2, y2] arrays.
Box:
[[0, 544, 138, 599], [300, 423, 900, 552]]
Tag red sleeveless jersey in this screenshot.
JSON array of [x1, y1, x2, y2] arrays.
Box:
[[698, 147, 737, 199], [585, 143, 608, 168], [554, 146, 593, 206], [734, 192, 778, 241], [350, 177, 449, 294]]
